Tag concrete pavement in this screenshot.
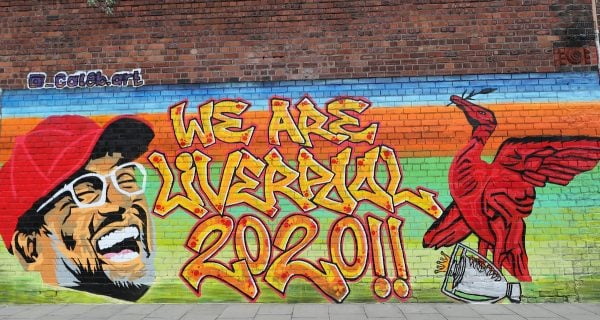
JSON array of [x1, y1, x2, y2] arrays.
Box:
[[0, 303, 599, 320]]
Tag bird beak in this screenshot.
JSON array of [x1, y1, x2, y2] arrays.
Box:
[[449, 95, 467, 111], [450, 95, 471, 110]]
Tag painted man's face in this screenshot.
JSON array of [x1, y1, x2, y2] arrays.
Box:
[[30, 153, 154, 300]]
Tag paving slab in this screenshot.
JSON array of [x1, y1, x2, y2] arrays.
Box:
[[106, 314, 146, 320], [120, 304, 162, 315], [87, 304, 129, 317], [10, 314, 79, 320], [331, 314, 369, 320], [149, 304, 194, 318], [220, 305, 260, 318], [542, 304, 598, 317], [581, 304, 600, 315], [0, 306, 27, 316], [434, 304, 479, 317], [470, 304, 516, 315], [505, 304, 561, 318], [396, 304, 439, 314], [180, 313, 219, 320], [73, 316, 133, 320], [404, 314, 446, 320], [482, 315, 527, 320], [181, 304, 229, 320], [257, 304, 293, 315], [329, 303, 366, 314], [293, 304, 329, 318], [11, 305, 64, 319], [1, 303, 600, 319], [47, 304, 92, 316], [186, 304, 229, 314], [557, 315, 600, 320], [364, 304, 405, 318], [255, 315, 292, 320]]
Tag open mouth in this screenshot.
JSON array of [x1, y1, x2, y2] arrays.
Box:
[[96, 226, 141, 263]]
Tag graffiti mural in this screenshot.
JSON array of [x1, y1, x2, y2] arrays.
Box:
[[423, 92, 600, 302], [150, 96, 442, 302], [435, 243, 521, 303], [0, 72, 599, 303], [0, 115, 155, 301]]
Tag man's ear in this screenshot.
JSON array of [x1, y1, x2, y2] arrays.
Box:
[[12, 231, 41, 269]]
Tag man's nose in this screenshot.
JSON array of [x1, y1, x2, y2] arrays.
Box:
[[98, 181, 130, 215]]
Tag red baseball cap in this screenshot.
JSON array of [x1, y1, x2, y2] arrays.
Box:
[[0, 115, 154, 250]]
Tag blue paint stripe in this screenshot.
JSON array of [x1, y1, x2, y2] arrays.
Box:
[[1, 71, 599, 118]]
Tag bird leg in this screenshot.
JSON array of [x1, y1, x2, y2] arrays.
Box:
[[489, 217, 531, 281], [478, 239, 492, 260], [489, 217, 507, 271], [501, 218, 531, 282]]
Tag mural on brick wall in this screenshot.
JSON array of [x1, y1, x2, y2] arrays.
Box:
[[0, 116, 155, 301], [0, 72, 599, 303], [149, 96, 444, 302], [423, 92, 600, 303]]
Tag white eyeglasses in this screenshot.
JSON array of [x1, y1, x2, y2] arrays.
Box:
[[37, 162, 147, 212]]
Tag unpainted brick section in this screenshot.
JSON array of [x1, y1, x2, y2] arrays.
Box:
[[0, 1, 599, 89]]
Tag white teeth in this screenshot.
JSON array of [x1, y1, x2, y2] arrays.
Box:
[[97, 226, 140, 251]]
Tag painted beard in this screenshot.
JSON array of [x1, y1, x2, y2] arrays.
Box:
[[63, 263, 152, 301], [52, 204, 155, 301]]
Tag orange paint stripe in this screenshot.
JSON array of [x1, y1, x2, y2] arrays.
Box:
[[1, 103, 598, 163]]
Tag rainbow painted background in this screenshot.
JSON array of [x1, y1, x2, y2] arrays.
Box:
[[0, 71, 599, 303]]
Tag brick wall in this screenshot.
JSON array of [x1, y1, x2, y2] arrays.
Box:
[[0, 0, 598, 89], [0, 0, 599, 304]]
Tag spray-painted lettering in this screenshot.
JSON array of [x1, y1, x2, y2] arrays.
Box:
[[150, 96, 443, 302]]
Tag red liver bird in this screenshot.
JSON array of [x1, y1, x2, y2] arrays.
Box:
[[423, 93, 600, 281]]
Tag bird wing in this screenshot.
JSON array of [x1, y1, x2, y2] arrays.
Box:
[[491, 136, 600, 187]]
